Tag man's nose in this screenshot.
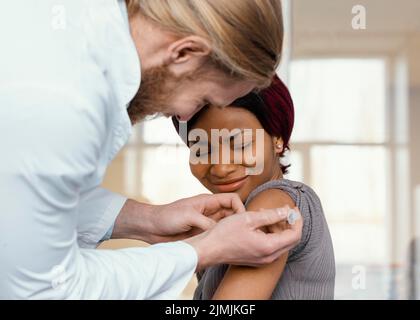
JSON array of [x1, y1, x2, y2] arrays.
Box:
[[177, 114, 192, 122], [178, 104, 206, 122]]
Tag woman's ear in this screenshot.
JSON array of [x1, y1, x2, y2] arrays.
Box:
[[272, 137, 284, 155], [164, 36, 212, 75]]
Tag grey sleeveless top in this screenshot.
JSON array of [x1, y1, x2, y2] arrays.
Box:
[[193, 179, 336, 300]]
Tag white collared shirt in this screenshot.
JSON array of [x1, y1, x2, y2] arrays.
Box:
[[0, 0, 197, 299]]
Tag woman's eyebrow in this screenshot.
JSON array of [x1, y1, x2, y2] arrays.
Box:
[[230, 130, 243, 138], [228, 129, 255, 142], [227, 129, 246, 143]]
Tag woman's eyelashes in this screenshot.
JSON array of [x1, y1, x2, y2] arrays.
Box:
[[233, 140, 253, 150], [195, 148, 209, 158], [192, 140, 254, 158]]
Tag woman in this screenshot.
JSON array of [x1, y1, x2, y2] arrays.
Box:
[[173, 76, 336, 300]]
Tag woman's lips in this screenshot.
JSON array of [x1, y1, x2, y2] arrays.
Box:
[[212, 176, 249, 193]]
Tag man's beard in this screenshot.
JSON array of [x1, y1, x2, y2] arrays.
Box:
[[127, 65, 173, 124], [127, 65, 183, 124]]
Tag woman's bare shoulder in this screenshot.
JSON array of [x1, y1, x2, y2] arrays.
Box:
[[246, 186, 296, 212]]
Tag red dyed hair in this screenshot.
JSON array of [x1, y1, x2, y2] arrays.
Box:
[[233, 74, 295, 149]]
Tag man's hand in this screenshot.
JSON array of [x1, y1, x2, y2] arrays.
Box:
[[149, 193, 246, 240], [111, 193, 245, 244], [184, 208, 303, 270]]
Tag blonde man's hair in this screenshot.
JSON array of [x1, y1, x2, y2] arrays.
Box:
[[126, 0, 284, 87]]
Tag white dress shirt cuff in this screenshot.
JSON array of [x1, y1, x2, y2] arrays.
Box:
[[145, 241, 199, 299]]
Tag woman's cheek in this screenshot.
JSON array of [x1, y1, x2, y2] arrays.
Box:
[[240, 145, 257, 168], [190, 163, 213, 189], [190, 164, 204, 180]]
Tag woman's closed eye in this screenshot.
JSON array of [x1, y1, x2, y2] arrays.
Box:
[[195, 149, 209, 158], [190, 138, 253, 158], [233, 140, 253, 151], [189, 142, 211, 158]]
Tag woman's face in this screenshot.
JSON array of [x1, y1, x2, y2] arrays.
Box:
[[189, 105, 284, 202]]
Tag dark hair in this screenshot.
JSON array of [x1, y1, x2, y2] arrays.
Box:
[[172, 75, 295, 174]]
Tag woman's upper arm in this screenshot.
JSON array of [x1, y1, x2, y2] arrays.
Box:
[[212, 189, 296, 300]]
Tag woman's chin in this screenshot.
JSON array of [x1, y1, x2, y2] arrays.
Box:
[[203, 178, 253, 203]]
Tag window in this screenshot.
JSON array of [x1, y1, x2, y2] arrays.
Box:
[[288, 58, 390, 299], [290, 59, 386, 143]]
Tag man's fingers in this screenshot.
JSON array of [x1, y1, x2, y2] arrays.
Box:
[[215, 193, 246, 214], [229, 193, 246, 214], [247, 208, 289, 229], [260, 211, 303, 256], [249, 207, 303, 230], [189, 213, 217, 231], [207, 209, 231, 222], [199, 193, 245, 216]]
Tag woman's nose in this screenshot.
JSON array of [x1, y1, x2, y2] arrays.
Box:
[[209, 163, 237, 179]]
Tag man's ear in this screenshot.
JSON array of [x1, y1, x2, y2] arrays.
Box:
[[272, 137, 284, 154], [164, 36, 212, 75]]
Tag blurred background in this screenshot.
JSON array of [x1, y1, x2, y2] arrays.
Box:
[[100, 0, 420, 299]]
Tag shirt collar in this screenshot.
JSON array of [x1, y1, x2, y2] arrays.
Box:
[[105, 0, 141, 110], [117, 0, 130, 32]]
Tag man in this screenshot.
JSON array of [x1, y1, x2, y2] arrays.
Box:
[[0, 0, 302, 299]]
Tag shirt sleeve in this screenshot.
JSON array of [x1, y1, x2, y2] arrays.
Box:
[[0, 88, 198, 300], [77, 187, 126, 248]]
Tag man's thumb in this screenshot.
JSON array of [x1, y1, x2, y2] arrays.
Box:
[[190, 214, 217, 231]]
